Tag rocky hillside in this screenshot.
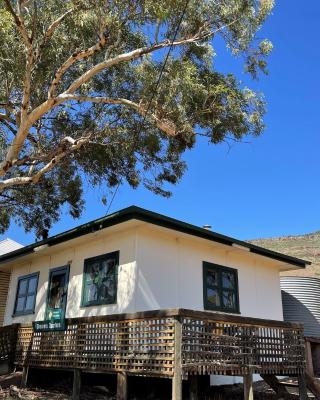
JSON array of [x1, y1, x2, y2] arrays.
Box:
[[250, 231, 320, 277]]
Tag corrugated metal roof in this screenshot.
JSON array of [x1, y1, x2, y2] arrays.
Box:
[[281, 276, 320, 337], [0, 238, 23, 255]]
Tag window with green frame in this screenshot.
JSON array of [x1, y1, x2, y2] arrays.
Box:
[[81, 251, 119, 307], [203, 262, 240, 313], [13, 272, 39, 316]]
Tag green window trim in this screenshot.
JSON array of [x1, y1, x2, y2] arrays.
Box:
[[203, 262, 240, 314], [13, 272, 39, 317], [81, 251, 119, 307]]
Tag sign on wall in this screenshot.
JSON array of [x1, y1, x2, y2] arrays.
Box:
[[33, 319, 65, 332]]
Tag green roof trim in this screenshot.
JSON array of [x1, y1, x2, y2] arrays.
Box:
[[0, 205, 310, 268]]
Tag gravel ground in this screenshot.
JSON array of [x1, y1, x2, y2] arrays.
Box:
[[0, 371, 314, 399]]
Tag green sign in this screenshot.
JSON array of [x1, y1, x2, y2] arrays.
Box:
[[46, 308, 62, 320], [33, 319, 65, 332]]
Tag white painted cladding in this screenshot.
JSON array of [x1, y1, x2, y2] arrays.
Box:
[[135, 226, 283, 320], [3, 222, 284, 326]]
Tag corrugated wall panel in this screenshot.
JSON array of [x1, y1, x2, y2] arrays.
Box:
[[0, 238, 22, 255], [281, 276, 320, 337], [0, 271, 10, 326]]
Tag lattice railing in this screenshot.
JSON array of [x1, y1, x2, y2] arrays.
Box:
[[15, 314, 175, 377], [11, 309, 305, 378], [180, 310, 305, 377], [0, 323, 18, 363]]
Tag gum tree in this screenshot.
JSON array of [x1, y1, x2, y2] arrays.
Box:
[[0, 0, 273, 237]]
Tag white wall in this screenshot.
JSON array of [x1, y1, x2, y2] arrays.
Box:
[[134, 226, 284, 320], [4, 223, 284, 325], [4, 228, 137, 325]]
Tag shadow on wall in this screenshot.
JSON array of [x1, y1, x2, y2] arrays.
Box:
[[281, 290, 320, 336], [66, 261, 137, 318]]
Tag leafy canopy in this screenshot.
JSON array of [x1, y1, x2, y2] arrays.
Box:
[[0, 0, 274, 238]]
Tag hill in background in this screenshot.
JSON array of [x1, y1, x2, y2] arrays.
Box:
[[250, 232, 320, 277]]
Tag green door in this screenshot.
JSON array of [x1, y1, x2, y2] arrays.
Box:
[[45, 265, 69, 322]]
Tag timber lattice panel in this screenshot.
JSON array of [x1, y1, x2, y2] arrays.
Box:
[[4, 310, 306, 378], [15, 318, 175, 377], [0, 324, 18, 362], [181, 317, 305, 377]]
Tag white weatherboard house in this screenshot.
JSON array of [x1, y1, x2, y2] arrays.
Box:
[[0, 206, 309, 326], [0, 206, 310, 400]]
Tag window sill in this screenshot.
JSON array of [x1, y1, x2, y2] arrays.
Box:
[[80, 301, 117, 308], [203, 307, 241, 315], [12, 311, 35, 318]]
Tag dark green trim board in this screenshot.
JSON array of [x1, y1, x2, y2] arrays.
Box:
[[203, 262, 240, 313], [13, 272, 39, 317], [0, 206, 310, 268], [81, 251, 119, 307]]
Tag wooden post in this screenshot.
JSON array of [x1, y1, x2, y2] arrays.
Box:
[[298, 374, 308, 400], [243, 373, 254, 400], [305, 339, 314, 377], [9, 323, 19, 372], [72, 369, 81, 400], [172, 316, 182, 400], [117, 372, 128, 400], [21, 365, 29, 388], [305, 371, 320, 399], [260, 374, 289, 396], [189, 375, 198, 400]]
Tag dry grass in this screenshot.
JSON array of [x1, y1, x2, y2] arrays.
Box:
[[249, 231, 320, 278]]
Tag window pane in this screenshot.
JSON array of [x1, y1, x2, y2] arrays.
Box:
[[96, 259, 115, 301], [48, 273, 65, 309], [203, 262, 239, 313], [28, 277, 37, 294], [25, 295, 35, 311], [84, 254, 118, 305], [222, 291, 236, 309], [86, 261, 102, 302], [206, 270, 218, 287], [18, 279, 28, 296], [87, 262, 100, 285], [103, 258, 116, 275], [99, 275, 116, 302], [86, 283, 98, 302], [222, 272, 235, 289], [207, 288, 220, 307], [16, 297, 25, 312], [14, 274, 39, 315]]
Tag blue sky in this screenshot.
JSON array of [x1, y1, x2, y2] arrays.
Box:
[[2, 1, 320, 245]]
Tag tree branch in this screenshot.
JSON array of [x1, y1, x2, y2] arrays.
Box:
[[0, 118, 18, 137], [0, 29, 210, 180], [44, 9, 74, 42], [48, 20, 107, 98], [63, 35, 203, 95], [0, 112, 15, 124], [0, 135, 92, 191], [0, 102, 15, 114], [3, 0, 32, 49], [59, 94, 178, 136]]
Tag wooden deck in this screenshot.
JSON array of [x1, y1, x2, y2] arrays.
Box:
[[0, 309, 306, 399]]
